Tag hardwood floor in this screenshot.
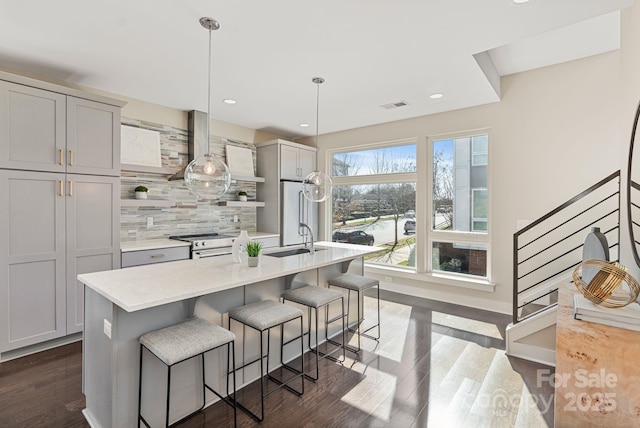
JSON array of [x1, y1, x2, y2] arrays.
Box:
[[0, 290, 554, 427]]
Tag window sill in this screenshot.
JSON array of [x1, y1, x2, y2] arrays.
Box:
[[364, 264, 495, 292]]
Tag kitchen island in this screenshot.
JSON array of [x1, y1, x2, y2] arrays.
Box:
[[79, 242, 382, 428]]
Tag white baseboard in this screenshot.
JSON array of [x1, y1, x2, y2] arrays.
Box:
[[506, 342, 556, 367], [0, 333, 82, 363], [379, 281, 512, 315]]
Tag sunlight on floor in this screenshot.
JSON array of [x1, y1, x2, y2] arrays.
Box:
[[346, 296, 412, 363], [337, 296, 551, 426], [432, 311, 503, 340], [340, 365, 397, 422]]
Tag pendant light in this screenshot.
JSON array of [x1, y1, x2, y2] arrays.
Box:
[[184, 17, 231, 200], [302, 77, 333, 202]]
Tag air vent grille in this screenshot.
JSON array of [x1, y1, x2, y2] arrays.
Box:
[[380, 100, 409, 110]]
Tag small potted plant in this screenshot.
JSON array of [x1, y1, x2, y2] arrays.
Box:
[[134, 185, 148, 200], [238, 190, 248, 202], [245, 240, 262, 267]]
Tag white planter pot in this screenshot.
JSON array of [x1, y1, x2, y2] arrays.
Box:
[[135, 191, 148, 200], [238, 195, 248, 202], [248, 256, 259, 267]]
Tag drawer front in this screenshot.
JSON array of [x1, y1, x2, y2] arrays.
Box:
[[121, 246, 190, 268]]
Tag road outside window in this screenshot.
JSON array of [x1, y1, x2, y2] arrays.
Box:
[[331, 143, 417, 269]]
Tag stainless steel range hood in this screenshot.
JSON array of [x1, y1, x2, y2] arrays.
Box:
[[169, 110, 209, 181]]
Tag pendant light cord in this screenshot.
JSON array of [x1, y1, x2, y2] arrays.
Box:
[[206, 26, 212, 156], [315, 80, 320, 170], [312, 77, 324, 171]]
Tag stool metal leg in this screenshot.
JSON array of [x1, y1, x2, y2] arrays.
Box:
[[330, 284, 380, 354], [230, 315, 305, 423], [359, 285, 381, 341], [165, 364, 171, 427]]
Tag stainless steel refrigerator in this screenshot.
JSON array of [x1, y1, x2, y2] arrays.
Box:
[[281, 181, 318, 246]]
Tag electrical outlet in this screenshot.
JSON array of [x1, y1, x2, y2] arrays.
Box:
[[103, 319, 112, 339], [233, 215, 239, 223], [384, 276, 393, 283], [147, 217, 153, 227]]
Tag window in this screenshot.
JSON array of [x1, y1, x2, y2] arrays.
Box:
[[431, 132, 489, 279], [327, 132, 490, 284], [330, 142, 417, 269]]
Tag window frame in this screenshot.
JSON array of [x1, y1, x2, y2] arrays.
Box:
[[328, 138, 418, 271], [324, 130, 492, 287], [428, 129, 491, 281]]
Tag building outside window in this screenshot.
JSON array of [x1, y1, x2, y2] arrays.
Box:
[[431, 133, 489, 279], [330, 142, 416, 268]]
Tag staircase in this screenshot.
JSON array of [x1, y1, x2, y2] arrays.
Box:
[[506, 171, 621, 366]]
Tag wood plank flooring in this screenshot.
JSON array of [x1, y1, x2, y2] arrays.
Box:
[[0, 290, 555, 427]]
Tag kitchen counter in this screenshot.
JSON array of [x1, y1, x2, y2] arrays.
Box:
[[80, 242, 382, 428], [81, 242, 374, 312], [119, 232, 280, 253], [120, 238, 190, 252]]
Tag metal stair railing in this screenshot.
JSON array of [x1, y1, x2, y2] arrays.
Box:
[[512, 170, 620, 324]]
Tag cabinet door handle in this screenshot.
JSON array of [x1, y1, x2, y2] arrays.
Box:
[[68, 180, 73, 197], [150, 254, 166, 259], [59, 149, 65, 165], [68, 150, 74, 166], [59, 180, 65, 196]]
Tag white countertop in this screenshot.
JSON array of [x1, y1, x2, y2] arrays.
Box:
[[120, 232, 280, 252], [80, 242, 382, 313], [120, 239, 190, 252]]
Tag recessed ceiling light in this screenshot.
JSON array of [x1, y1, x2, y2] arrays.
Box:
[[299, 123, 310, 128], [511, 0, 531, 4], [223, 99, 236, 104], [430, 93, 444, 99]]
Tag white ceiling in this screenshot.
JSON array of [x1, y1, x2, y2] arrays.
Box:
[[0, 0, 633, 139]]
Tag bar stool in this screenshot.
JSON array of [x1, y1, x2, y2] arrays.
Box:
[[228, 300, 305, 422], [328, 274, 380, 353], [138, 318, 237, 428], [282, 285, 346, 381]]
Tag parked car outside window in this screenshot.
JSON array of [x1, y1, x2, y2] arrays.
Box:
[[404, 219, 416, 234], [404, 210, 415, 218], [332, 230, 375, 246]]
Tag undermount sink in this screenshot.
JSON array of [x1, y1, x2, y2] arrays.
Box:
[[265, 247, 326, 258]]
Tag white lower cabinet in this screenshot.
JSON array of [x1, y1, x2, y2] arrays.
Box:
[[0, 170, 120, 352]]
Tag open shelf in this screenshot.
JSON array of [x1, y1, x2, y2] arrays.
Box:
[[218, 200, 266, 207], [231, 174, 265, 183], [121, 199, 176, 208], [121, 164, 180, 176]]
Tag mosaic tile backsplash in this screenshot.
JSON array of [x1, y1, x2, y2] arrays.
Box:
[[120, 117, 259, 241]]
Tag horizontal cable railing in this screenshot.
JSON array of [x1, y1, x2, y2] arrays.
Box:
[[512, 170, 620, 324]]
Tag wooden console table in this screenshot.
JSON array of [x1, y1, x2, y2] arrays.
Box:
[[555, 283, 640, 427]]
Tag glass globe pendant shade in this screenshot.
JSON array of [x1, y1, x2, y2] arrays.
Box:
[[184, 153, 231, 200], [302, 170, 332, 202]]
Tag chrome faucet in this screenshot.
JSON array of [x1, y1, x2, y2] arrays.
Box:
[[300, 222, 315, 254]]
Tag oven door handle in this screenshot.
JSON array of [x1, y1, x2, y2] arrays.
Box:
[[192, 248, 233, 259]]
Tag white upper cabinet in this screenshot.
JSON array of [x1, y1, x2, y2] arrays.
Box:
[[0, 80, 121, 176], [277, 141, 317, 181], [0, 81, 67, 173], [67, 97, 121, 176]]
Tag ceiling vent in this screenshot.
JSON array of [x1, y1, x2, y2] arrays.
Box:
[[380, 100, 409, 110]]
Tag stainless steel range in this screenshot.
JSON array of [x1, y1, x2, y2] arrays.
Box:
[[169, 232, 235, 259]]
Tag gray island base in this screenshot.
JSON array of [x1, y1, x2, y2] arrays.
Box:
[[79, 242, 382, 428]]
